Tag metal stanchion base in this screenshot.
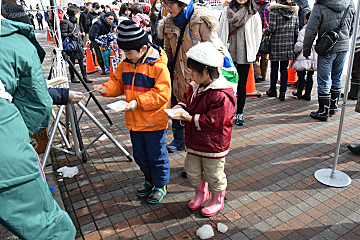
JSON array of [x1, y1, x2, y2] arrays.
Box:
[[314, 169, 351, 187]]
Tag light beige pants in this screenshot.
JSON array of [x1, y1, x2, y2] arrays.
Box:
[[184, 153, 227, 193], [83, 33, 89, 44], [254, 52, 269, 78]]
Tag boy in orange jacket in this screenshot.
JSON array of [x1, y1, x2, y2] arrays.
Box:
[[93, 20, 171, 203]]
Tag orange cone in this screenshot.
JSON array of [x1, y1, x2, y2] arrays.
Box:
[[287, 60, 298, 86], [86, 44, 100, 74], [246, 64, 261, 98], [52, 35, 57, 45], [46, 27, 52, 41]]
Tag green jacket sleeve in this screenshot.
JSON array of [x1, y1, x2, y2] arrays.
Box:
[[12, 45, 53, 136]]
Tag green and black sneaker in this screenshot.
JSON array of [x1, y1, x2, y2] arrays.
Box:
[[147, 185, 167, 204], [136, 181, 153, 197]]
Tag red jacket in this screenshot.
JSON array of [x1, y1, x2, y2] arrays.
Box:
[[179, 76, 236, 158]]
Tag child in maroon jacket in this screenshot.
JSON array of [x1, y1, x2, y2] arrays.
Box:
[[171, 42, 236, 217]]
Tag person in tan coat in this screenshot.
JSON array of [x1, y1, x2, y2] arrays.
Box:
[[157, 0, 220, 153]]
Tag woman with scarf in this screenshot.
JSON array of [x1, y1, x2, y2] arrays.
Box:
[[219, 0, 262, 126], [265, 0, 298, 101], [157, 0, 221, 153]]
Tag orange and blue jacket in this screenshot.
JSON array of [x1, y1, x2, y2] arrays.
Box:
[[101, 44, 171, 132]]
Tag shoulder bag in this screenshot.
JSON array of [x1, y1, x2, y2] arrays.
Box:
[[168, 10, 194, 81], [315, 5, 351, 56], [63, 23, 78, 52]]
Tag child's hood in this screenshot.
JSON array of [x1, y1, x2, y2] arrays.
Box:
[[138, 44, 168, 66], [195, 75, 236, 105]]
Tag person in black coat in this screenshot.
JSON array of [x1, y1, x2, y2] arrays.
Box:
[[28, 12, 35, 28], [89, 12, 114, 74], [61, 5, 92, 83], [86, 2, 102, 29], [79, 2, 92, 43], [35, 10, 43, 30]]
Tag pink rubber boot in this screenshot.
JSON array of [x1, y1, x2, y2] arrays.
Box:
[[188, 181, 210, 210], [201, 190, 225, 217]]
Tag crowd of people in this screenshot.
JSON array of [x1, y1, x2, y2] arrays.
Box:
[[0, 0, 359, 238]]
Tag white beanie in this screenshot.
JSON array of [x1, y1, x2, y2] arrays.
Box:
[[186, 42, 223, 68]]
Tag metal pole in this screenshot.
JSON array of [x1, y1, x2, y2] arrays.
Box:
[[331, 1, 360, 178], [42, 105, 65, 169], [77, 102, 133, 162], [314, 0, 360, 187]]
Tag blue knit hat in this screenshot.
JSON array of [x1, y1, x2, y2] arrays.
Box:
[[117, 20, 148, 50]]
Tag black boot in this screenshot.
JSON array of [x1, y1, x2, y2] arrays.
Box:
[[147, 185, 167, 204], [346, 78, 360, 100], [80, 65, 92, 83], [344, 52, 360, 100], [69, 67, 79, 83], [266, 89, 277, 97], [348, 144, 360, 155], [279, 92, 286, 101], [137, 174, 153, 197], [310, 93, 330, 121], [98, 59, 106, 75], [329, 87, 341, 115], [302, 80, 313, 101], [292, 79, 305, 100], [167, 127, 185, 153]]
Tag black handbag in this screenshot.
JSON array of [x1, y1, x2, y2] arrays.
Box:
[[259, 34, 271, 54], [315, 5, 350, 56]]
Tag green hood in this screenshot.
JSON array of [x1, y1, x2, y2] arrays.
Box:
[[0, 18, 53, 136], [1, 18, 46, 62]]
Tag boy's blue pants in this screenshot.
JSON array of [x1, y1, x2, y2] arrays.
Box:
[[130, 129, 170, 187]]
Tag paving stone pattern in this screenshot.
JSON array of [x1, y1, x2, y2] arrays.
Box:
[[37, 31, 360, 240]]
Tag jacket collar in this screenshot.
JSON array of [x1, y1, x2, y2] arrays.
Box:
[[123, 44, 166, 65], [267, 2, 298, 12], [157, 6, 219, 39], [191, 75, 232, 93]]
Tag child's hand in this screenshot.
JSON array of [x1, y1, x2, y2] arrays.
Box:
[[93, 85, 106, 94], [171, 113, 192, 122], [123, 100, 138, 112], [172, 104, 182, 110]]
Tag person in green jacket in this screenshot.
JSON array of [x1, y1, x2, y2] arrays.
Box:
[[0, 1, 76, 239]]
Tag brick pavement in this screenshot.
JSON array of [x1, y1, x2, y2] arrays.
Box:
[[37, 30, 360, 240]]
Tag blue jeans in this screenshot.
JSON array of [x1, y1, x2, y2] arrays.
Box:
[[317, 51, 347, 94], [130, 129, 170, 187]]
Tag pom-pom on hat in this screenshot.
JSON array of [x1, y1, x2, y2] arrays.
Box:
[[186, 42, 223, 68], [178, 0, 191, 5], [117, 20, 149, 50], [142, 5, 150, 14]]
